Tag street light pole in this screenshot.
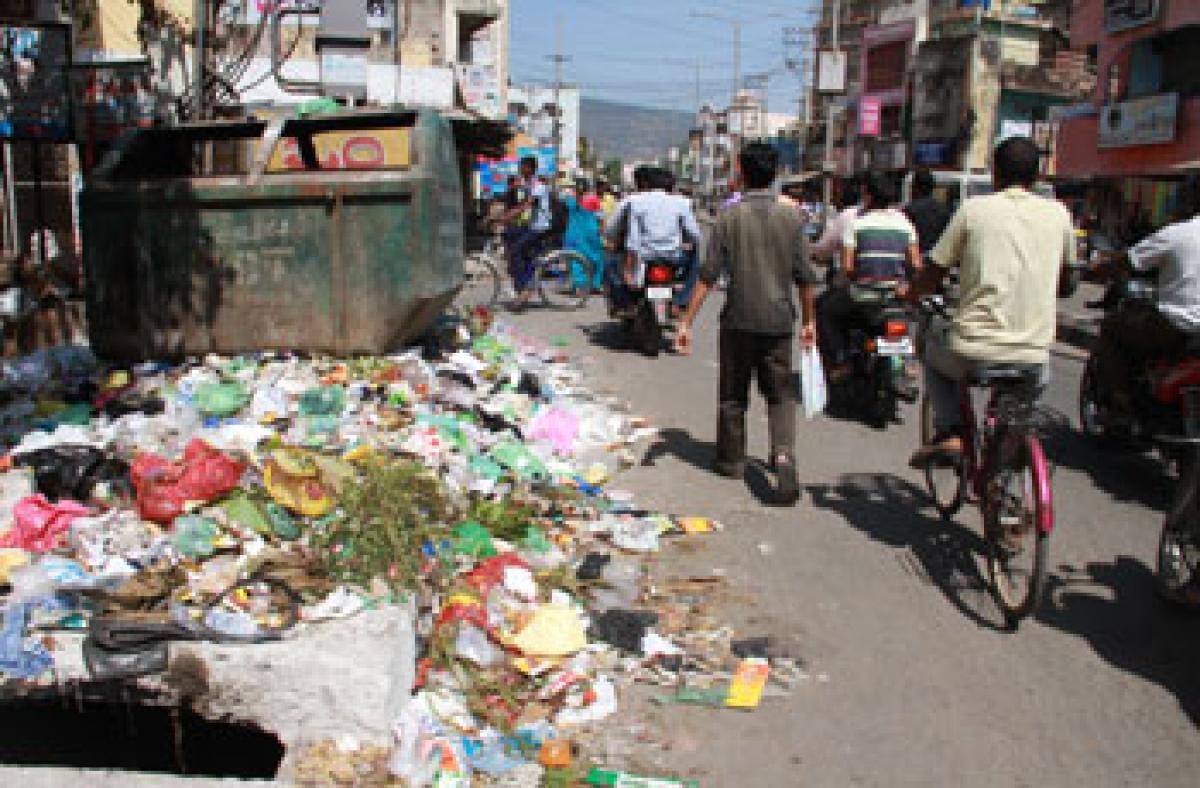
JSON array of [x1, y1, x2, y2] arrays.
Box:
[[822, 0, 841, 212]]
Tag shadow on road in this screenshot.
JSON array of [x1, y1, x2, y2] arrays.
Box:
[[806, 472, 1009, 631], [1040, 414, 1173, 511], [642, 428, 784, 506], [577, 319, 643, 355], [1039, 557, 1200, 726]]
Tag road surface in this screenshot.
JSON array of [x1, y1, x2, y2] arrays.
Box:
[[478, 281, 1200, 787]]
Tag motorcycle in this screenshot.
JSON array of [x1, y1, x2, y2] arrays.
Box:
[[607, 254, 690, 357], [829, 281, 919, 427], [1076, 260, 1200, 607]]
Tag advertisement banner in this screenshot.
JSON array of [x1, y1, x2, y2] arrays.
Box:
[[859, 95, 882, 137], [267, 128, 412, 171]]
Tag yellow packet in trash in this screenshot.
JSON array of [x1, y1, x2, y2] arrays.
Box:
[[725, 658, 770, 709], [264, 451, 335, 518]]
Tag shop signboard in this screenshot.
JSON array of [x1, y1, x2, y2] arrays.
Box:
[[0, 23, 70, 140], [1104, 0, 1160, 34], [859, 95, 882, 137], [817, 49, 846, 94], [1099, 93, 1178, 148]]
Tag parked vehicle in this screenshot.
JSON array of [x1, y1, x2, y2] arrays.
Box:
[[828, 281, 919, 427]]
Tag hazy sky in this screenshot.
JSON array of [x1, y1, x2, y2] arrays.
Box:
[[509, 0, 823, 116]]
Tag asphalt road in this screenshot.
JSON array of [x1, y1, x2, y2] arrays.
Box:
[[462, 280, 1200, 787]]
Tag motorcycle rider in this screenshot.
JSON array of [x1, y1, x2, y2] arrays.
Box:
[[604, 165, 655, 316], [499, 156, 553, 311], [908, 136, 1075, 466], [903, 167, 951, 260], [816, 171, 921, 383], [624, 167, 702, 304], [1092, 177, 1200, 430]]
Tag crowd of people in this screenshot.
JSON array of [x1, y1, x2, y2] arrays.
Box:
[[479, 138, 1200, 505]]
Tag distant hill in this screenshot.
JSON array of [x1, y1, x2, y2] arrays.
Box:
[[580, 97, 694, 163]]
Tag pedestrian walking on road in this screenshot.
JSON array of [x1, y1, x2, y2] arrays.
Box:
[[675, 143, 819, 505]]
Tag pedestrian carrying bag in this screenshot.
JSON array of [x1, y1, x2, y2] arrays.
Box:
[[800, 345, 827, 419]]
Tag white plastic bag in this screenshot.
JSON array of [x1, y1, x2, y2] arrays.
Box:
[[800, 345, 827, 419]]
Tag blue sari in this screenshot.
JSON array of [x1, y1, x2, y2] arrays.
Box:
[[563, 196, 606, 290]]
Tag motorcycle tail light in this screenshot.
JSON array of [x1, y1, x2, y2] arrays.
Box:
[[646, 265, 673, 284], [865, 338, 877, 352], [884, 320, 909, 338]]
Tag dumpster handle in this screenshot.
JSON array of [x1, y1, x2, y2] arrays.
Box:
[[271, 4, 322, 96], [247, 120, 287, 186]]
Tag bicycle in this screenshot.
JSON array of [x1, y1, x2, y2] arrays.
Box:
[[462, 230, 593, 310], [919, 302, 1055, 627]]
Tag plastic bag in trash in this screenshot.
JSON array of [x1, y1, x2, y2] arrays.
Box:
[[0, 494, 91, 552], [11, 444, 130, 502], [194, 382, 250, 418], [131, 440, 245, 524]]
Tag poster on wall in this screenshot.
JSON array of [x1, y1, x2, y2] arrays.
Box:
[[0, 23, 70, 140]]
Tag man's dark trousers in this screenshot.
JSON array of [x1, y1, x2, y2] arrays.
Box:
[[717, 328, 796, 471]]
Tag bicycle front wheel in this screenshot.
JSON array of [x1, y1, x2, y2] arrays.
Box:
[[921, 395, 966, 520], [535, 250, 592, 308], [985, 435, 1051, 626], [1157, 449, 1200, 608]]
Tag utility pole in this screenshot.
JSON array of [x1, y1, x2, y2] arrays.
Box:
[[962, 1, 985, 186], [193, 0, 207, 119], [822, 0, 842, 212], [546, 17, 572, 179]]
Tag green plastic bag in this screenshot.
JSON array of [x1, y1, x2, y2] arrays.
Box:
[[195, 382, 249, 417], [489, 439, 548, 482], [520, 524, 553, 554], [265, 503, 301, 539], [222, 492, 272, 536], [451, 521, 496, 558], [298, 386, 346, 417], [172, 515, 219, 559]]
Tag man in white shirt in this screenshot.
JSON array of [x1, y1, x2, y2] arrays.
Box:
[[1094, 179, 1200, 424]]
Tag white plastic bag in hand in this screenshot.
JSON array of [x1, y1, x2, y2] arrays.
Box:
[[800, 345, 827, 419]]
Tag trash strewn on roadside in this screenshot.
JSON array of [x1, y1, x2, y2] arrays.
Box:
[[0, 309, 795, 784]]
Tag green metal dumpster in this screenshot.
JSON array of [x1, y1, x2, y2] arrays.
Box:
[[81, 109, 463, 360]]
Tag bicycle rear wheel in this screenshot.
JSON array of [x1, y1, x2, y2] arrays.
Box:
[[535, 250, 591, 308], [921, 395, 966, 519], [985, 435, 1050, 626]]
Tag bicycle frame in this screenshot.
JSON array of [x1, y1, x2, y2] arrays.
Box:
[[956, 382, 1055, 535]]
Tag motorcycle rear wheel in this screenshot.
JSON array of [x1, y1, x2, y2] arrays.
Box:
[[1157, 451, 1200, 608], [633, 302, 662, 357]]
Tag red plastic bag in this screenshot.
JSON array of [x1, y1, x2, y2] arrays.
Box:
[[0, 495, 91, 552], [132, 439, 244, 524]]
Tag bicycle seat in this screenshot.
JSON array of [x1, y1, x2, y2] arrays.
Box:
[[966, 365, 1042, 388]]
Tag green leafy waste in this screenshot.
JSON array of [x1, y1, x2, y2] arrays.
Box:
[[311, 459, 454, 591]]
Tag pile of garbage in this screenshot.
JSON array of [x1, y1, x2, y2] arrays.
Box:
[[0, 310, 801, 785]]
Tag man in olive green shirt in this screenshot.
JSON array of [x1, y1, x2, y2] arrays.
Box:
[[676, 143, 818, 504], [909, 137, 1075, 466]]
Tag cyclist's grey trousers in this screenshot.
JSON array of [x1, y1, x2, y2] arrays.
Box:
[[923, 318, 1049, 435]]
